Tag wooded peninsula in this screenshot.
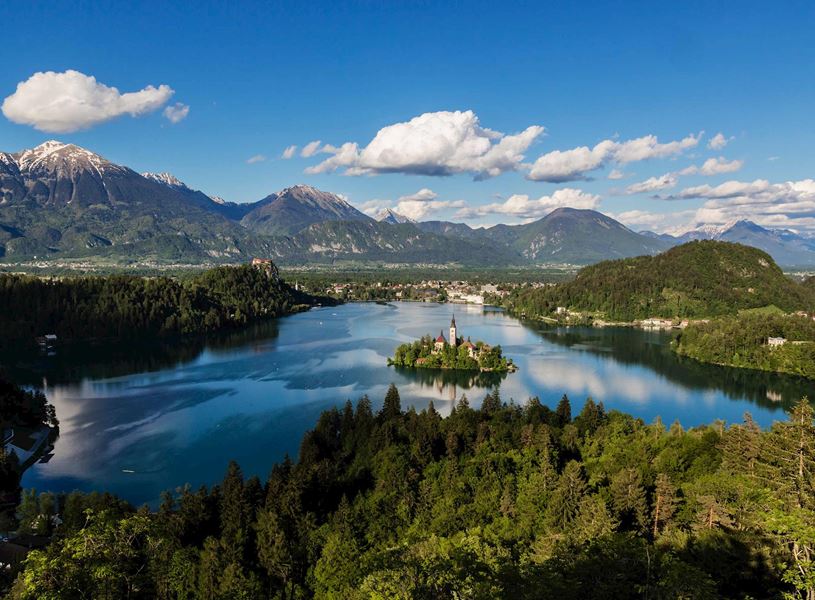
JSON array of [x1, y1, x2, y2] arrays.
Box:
[[0, 261, 330, 349]]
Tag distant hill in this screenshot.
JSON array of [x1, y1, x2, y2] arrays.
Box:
[[262, 220, 526, 266], [507, 240, 814, 321], [415, 220, 479, 239], [645, 220, 815, 267], [485, 208, 672, 263], [419, 208, 670, 264], [241, 185, 373, 236]]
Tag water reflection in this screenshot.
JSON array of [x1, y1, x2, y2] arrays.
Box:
[[393, 366, 506, 401], [3, 302, 812, 506], [533, 325, 815, 412]]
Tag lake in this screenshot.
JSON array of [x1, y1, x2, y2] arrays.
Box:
[[8, 301, 815, 506]]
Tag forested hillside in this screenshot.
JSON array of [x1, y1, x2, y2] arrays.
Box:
[[8, 385, 815, 599], [506, 241, 814, 321], [674, 311, 815, 378], [0, 263, 320, 347]]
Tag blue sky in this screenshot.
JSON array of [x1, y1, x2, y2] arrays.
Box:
[[1, 1, 814, 231]]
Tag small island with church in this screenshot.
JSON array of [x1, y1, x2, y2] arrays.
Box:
[[388, 316, 517, 373]]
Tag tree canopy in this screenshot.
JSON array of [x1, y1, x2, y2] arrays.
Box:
[[8, 386, 815, 599]]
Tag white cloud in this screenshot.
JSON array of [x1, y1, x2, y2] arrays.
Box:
[[623, 156, 743, 196], [700, 157, 742, 176], [679, 156, 743, 176], [301, 140, 322, 158], [305, 110, 545, 179], [395, 198, 465, 221], [162, 102, 189, 124], [358, 199, 391, 216], [527, 132, 701, 182], [2, 70, 174, 133], [624, 173, 678, 195], [397, 188, 437, 202], [671, 178, 815, 232], [246, 154, 267, 164], [359, 188, 464, 221], [707, 132, 731, 150], [457, 188, 600, 220], [281, 145, 297, 159], [607, 169, 626, 180], [610, 209, 696, 233]]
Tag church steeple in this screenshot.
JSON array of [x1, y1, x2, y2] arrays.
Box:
[[449, 314, 457, 347]]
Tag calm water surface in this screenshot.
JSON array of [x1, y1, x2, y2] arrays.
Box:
[[8, 302, 815, 505]]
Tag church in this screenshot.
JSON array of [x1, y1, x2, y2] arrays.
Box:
[[433, 316, 478, 358]]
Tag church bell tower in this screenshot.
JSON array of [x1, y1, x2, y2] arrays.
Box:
[[449, 315, 457, 347]]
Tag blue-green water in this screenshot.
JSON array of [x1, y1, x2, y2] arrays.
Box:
[[10, 302, 814, 506]]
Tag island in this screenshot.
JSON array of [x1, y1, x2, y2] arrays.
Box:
[[388, 315, 516, 372]]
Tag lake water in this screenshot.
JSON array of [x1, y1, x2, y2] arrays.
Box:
[[8, 301, 815, 506]]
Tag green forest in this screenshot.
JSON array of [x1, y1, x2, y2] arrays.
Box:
[[504, 241, 814, 322], [674, 311, 815, 378], [7, 384, 815, 599], [0, 378, 59, 526], [389, 337, 512, 372], [0, 263, 324, 348]]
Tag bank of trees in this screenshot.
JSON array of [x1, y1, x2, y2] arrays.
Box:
[[8, 385, 815, 598], [674, 312, 815, 378], [0, 263, 320, 347]]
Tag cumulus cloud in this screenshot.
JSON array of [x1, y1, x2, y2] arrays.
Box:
[[246, 154, 267, 164], [456, 188, 600, 220], [281, 145, 297, 159], [671, 178, 815, 232], [397, 188, 438, 202], [527, 132, 701, 182], [679, 156, 743, 176], [304, 110, 545, 179], [301, 140, 322, 158], [707, 132, 732, 150], [2, 70, 174, 133], [359, 188, 465, 221], [162, 102, 189, 124], [610, 209, 696, 233], [607, 169, 626, 180], [624, 173, 678, 195], [623, 156, 743, 196]]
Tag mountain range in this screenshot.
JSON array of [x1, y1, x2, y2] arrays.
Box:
[[1, 141, 812, 267], [640, 220, 815, 267]]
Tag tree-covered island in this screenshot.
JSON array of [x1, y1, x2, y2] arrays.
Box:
[[389, 315, 516, 372]]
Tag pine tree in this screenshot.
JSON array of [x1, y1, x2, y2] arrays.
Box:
[[610, 468, 649, 532], [652, 473, 678, 538], [556, 394, 572, 426], [219, 461, 249, 565], [545, 460, 588, 530], [381, 384, 402, 421]]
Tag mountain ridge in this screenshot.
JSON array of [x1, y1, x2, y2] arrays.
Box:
[[3, 140, 809, 267]]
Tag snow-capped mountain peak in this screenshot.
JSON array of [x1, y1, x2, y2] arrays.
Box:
[[14, 140, 122, 176], [376, 208, 415, 224], [142, 171, 187, 189]]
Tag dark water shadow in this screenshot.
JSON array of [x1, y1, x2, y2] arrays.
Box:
[[531, 324, 815, 413]]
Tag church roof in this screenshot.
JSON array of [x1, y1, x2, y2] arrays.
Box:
[[436, 331, 446, 343]]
